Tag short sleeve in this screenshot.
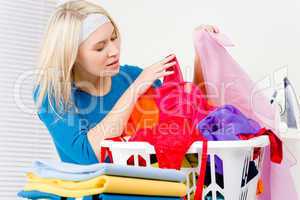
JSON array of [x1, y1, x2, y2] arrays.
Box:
[[120, 65, 142, 85], [153, 79, 162, 88], [33, 87, 98, 165]]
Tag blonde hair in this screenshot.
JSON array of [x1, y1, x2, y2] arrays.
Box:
[[34, 0, 119, 116]]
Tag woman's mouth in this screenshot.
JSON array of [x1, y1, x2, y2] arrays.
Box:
[[106, 60, 119, 68]]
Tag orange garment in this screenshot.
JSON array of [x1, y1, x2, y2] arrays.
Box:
[[123, 89, 159, 136], [257, 178, 264, 195], [100, 89, 159, 164]]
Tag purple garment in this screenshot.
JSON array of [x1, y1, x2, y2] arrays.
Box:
[[197, 105, 261, 141], [198, 105, 261, 176]]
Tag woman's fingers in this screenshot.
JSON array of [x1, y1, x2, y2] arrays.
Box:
[[205, 25, 214, 32], [150, 54, 176, 71], [212, 25, 219, 33], [196, 24, 220, 33], [158, 54, 175, 65], [164, 61, 176, 68], [156, 61, 176, 73], [148, 54, 176, 74], [157, 70, 174, 78]]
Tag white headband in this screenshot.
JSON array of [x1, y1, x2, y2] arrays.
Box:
[[56, 1, 111, 43], [80, 13, 111, 43]]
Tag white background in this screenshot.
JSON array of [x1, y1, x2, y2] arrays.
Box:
[[98, 0, 300, 93]]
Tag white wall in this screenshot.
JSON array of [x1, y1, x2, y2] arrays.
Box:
[[98, 0, 300, 94]]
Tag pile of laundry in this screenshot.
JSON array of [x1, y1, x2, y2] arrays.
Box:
[[18, 160, 187, 200], [100, 29, 289, 200]]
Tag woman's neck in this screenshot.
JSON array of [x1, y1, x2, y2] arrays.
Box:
[[73, 69, 112, 97]]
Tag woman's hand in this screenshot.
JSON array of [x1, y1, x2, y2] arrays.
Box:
[[133, 54, 176, 96], [194, 24, 219, 33]]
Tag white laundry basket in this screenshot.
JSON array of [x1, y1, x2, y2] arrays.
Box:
[[100, 136, 269, 200]]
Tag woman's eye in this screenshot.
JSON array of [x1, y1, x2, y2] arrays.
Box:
[[111, 36, 117, 41], [97, 48, 104, 52]]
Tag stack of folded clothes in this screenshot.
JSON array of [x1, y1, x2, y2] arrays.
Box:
[[18, 160, 187, 200]]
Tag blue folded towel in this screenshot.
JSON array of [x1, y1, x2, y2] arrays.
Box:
[[18, 191, 183, 200], [32, 160, 185, 182], [17, 190, 70, 200]]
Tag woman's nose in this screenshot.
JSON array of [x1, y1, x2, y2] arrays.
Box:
[[107, 42, 119, 57]]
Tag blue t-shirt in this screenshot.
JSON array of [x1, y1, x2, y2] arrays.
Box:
[[34, 65, 161, 165]]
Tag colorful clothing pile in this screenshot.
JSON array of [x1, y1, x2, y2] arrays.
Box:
[[128, 56, 213, 200], [193, 29, 297, 199]]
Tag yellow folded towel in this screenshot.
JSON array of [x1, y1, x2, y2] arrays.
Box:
[[24, 173, 186, 198]]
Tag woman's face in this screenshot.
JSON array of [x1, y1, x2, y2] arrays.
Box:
[[75, 22, 121, 78]]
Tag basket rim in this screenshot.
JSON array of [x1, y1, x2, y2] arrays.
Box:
[[100, 135, 270, 153]]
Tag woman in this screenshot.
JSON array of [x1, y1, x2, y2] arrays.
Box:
[[33, 0, 219, 165]]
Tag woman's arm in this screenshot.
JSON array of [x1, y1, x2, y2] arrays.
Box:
[[193, 24, 220, 96], [193, 52, 207, 95], [87, 55, 176, 161], [87, 83, 139, 160]]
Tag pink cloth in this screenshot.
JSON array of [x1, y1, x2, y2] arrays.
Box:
[[193, 30, 298, 200], [130, 56, 213, 199]]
